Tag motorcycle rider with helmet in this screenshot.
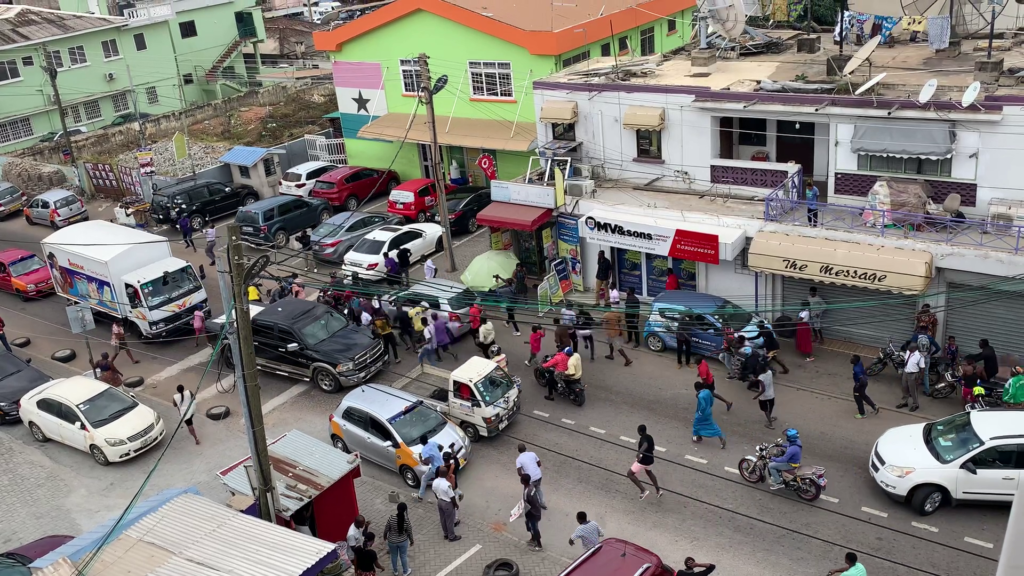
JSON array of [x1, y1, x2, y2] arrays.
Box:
[[769, 428, 802, 489], [542, 347, 579, 401]]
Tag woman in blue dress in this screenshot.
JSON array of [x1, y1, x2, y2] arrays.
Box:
[[692, 382, 726, 449]]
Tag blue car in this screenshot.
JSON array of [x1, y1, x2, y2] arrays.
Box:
[[642, 291, 770, 355]]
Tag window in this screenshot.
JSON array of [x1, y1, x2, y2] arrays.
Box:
[[737, 117, 767, 147], [553, 122, 576, 142], [639, 27, 655, 56], [263, 157, 277, 177], [238, 165, 251, 179], [636, 129, 662, 160], [600, 42, 611, 57], [21, 56, 33, 68], [0, 117, 33, 144], [111, 92, 130, 114], [68, 45, 88, 67], [969, 445, 1020, 470], [367, 417, 394, 443], [561, 50, 590, 69], [857, 154, 952, 177], [342, 407, 368, 428], [0, 59, 20, 83], [399, 58, 421, 94], [667, 16, 678, 33], [618, 36, 630, 54], [82, 100, 102, 122], [182, 73, 195, 85], [101, 39, 120, 60], [179, 20, 198, 39], [145, 86, 159, 105], [468, 60, 514, 100], [133, 32, 147, 51], [63, 104, 84, 125], [44, 49, 64, 70]]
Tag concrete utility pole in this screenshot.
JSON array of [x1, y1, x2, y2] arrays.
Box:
[[417, 53, 457, 273], [41, 44, 77, 169], [224, 224, 275, 522]]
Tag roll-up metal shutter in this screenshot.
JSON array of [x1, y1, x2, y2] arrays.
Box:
[[943, 282, 1024, 355], [782, 277, 919, 346]]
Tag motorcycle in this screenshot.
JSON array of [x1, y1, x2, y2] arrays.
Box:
[[866, 337, 943, 380], [738, 440, 827, 502], [928, 363, 961, 399], [533, 355, 586, 406]]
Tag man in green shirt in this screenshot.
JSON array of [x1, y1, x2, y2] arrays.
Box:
[[828, 552, 867, 576], [1003, 366, 1024, 406]]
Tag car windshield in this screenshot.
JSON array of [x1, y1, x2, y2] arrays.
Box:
[[313, 217, 352, 238], [297, 308, 349, 346], [282, 171, 304, 183], [9, 255, 45, 276], [352, 238, 385, 255], [236, 210, 261, 225], [923, 413, 984, 463], [53, 195, 79, 210], [474, 367, 516, 405], [387, 401, 447, 444], [152, 194, 172, 208], [78, 387, 138, 429], [139, 265, 202, 309], [0, 186, 21, 201], [710, 300, 754, 331]]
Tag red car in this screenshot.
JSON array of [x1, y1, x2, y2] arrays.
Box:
[[0, 249, 54, 301], [310, 166, 400, 211], [387, 178, 456, 223], [559, 539, 676, 576]]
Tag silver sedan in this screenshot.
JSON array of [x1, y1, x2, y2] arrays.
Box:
[[310, 211, 403, 263]]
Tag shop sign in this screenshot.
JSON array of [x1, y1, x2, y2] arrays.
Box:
[[555, 214, 583, 291], [491, 180, 562, 209], [582, 214, 720, 265], [550, 258, 573, 294], [476, 153, 497, 180]]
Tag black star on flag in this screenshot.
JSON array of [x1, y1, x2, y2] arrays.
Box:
[[352, 90, 371, 114]]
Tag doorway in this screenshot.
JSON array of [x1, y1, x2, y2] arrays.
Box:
[[718, 117, 734, 159], [418, 143, 435, 180], [776, 120, 816, 188]]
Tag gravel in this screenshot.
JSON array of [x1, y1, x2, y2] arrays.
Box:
[[113, 139, 232, 178]]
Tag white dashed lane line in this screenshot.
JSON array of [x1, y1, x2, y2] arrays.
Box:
[[819, 495, 839, 503], [654, 446, 667, 452], [861, 507, 888, 518], [620, 436, 637, 443], [561, 418, 575, 424], [532, 410, 550, 417], [589, 427, 606, 434], [911, 522, 938, 533], [964, 537, 994, 548], [684, 455, 707, 464]]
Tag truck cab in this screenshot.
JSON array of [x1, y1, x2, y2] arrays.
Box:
[[417, 356, 521, 442]]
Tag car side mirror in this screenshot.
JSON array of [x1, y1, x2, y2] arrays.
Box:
[[24, 358, 31, 364], [286, 343, 300, 352], [75, 421, 84, 430], [129, 393, 137, 399], [962, 461, 978, 475], [382, 441, 393, 449]]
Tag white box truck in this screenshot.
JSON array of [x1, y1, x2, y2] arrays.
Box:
[[41, 221, 209, 339]]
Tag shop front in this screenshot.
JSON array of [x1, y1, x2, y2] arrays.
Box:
[[476, 180, 562, 277]]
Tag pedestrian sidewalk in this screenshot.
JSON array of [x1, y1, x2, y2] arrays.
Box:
[[353, 475, 571, 576]]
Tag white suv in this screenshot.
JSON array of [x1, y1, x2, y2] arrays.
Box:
[[869, 409, 1023, 516], [280, 161, 339, 197]]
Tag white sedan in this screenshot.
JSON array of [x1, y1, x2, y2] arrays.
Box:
[[20, 376, 165, 466], [342, 223, 444, 281]]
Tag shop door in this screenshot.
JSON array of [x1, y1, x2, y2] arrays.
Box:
[[718, 117, 734, 160], [776, 121, 815, 185], [782, 277, 917, 346], [944, 282, 1024, 356]]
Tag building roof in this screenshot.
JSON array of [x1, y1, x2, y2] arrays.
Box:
[[218, 146, 283, 167], [0, 5, 124, 49], [314, 0, 695, 55], [217, 429, 361, 518]]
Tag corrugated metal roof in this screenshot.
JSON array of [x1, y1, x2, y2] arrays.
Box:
[[217, 429, 361, 518], [0, 5, 125, 48], [218, 146, 272, 167]]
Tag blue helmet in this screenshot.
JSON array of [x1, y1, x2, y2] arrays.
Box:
[[784, 428, 799, 442], [563, 347, 574, 356]]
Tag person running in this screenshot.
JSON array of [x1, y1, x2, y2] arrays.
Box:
[[751, 364, 777, 429], [521, 473, 543, 550], [757, 321, 789, 374], [568, 511, 604, 551], [431, 312, 458, 362], [624, 287, 641, 348], [372, 311, 400, 364], [383, 503, 413, 576], [808, 287, 826, 343], [898, 343, 925, 412], [417, 317, 437, 366], [561, 302, 578, 352], [851, 354, 880, 419], [395, 302, 416, 350], [526, 324, 545, 366], [627, 424, 663, 500], [694, 354, 733, 411], [171, 384, 200, 445], [594, 251, 611, 305], [193, 303, 209, 347], [178, 214, 196, 252], [516, 443, 546, 508], [827, 552, 867, 576], [692, 382, 726, 448], [204, 222, 217, 266], [576, 308, 595, 361], [476, 317, 496, 359], [110, 321, 139, 364], [602, 303, 632, 366], [795, 301, 815, 361]]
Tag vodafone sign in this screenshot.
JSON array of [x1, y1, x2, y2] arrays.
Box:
[[579, 211, 743, 265]]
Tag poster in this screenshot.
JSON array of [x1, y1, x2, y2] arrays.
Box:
[[674, 258, 698, 292], [547, 272, 563, 306], [556, 214, 583, 291], [537, 272, 563, 312], [46, 255, 119, 314], [476, 153, 497, 180], [136, 147, 155, 176], [615, 249, 643, 294], [118, 165, 143, 198], [645, 252, 671, 297], [541, 227, 556, 263], [502, 229, 512, 250], [83, 162, 122, 197], [490, 228, 503, 250], [550, 258, 573, 294]]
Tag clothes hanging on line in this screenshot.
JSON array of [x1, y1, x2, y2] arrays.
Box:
[[788, 0, 805, 23], [835, 10, 857, 44], [854, 12, 872, 39], [927, 15, 951, 50], [878, 16, 901, 44]]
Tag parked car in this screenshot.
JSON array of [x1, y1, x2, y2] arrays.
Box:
[[341, 223, 444, 281], [558, 538, 676, 576], [329, 383, 470, 488], [870, 409, 1024, 516], [107, 112, 152, 127], [311, 166, 399, 211], [150, 179, 259, 230], [235, 196, 332, 247], [0, 182, 27, 220], [0, 352, 52, 424], [310, 211, 403, 263], [210, 299, 387, 393], [0, 249, 53, 301], [20, 376, 166, 466], [36, 127, 87, 143], [23, 189, 88, 229], [280, 161, 340, 198], [379, 279, 476, 339], [642, 291, 769, 355], [387, 179, 455, 223], [2, 535, 75, 567], [429, 186, 491, 233]]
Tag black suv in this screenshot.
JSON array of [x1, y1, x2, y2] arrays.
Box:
[[235, 195, 332, 247], [211, 299, 387, 393], [151, 179, 259, 230]]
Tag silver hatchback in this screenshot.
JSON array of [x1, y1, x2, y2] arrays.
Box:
[[311, 211, 402, 263], [24, 189, 88, 229], [0, 182, 26, 219]]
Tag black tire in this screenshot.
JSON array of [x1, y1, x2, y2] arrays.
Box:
[[571, 389, 586, 406], [273, 230, 289, 248], [796, 478, 821, 501], [51, 221, 59, 231], [460, 421, 480, 442], [738, 459, 763, 483], [415, 211, 427, 223], [467, 217, 478, 233], [11, 337, 30, 348], [242, 195, 258, 206], [51, 348, 76, 363], [483, 558, 520, 576], [16, 289, 26, 302], [189, 214, 205, 231], [318, 210, 331, 223], [29, 422, 48, 442], [25, 215, 35, 226], [646, 334, 665, 352], [331, 435, 349, 453], [931, 383, 956, 399], [206, 405, 231, 421], [313, 367, 341, 393], [400, 465, 420, 488], [865, 360, 886, 377], [90, 445, 110, 466], [387, 179, 399, 192], [533, 367, 547, 387], [123, 375, 145, 389], [911, 485, 945, 516], [773, 315, 795, 339], [344, 196, 359, 212], [435, 237, 444, 253]]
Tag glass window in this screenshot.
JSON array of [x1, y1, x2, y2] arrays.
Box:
[[20, 56, 33, 68], [445, 288, 476, 311], [53, 194, 80, 210], [667, 15, 678, 33], [924, 412, 984, 463], [636, 129, 662, 159], [189, 187, 210, 201], [618, 36, 629, 53], [260, 208, 275, 222], [342, 407, 368, 429], [83, 100, 102, 122], [36, 398, 63, 419], [145, 86, 159, 105], [111, 93, 130, 114], [474, 368, 515, 405], [44, 49, 64, 70], [386, 402, 446, 444], [639, 26, 655, 56], [139, 265, 202, 308], [352, 238, 385, 255], [367, 417, 394, 443], [63, 105, 84, 126], [297, 308, 349, 346], [238, 165, 251, 179], [207, 183, 228, 196], [601, 43, 611, 57], [183, 73, 195, 85], [101, 39, 120, 60], [251, 322, 275, 341], [179, 21, 198, 39], [857, 154, 952, 177], [263, 157, 277, 177], [710, 300, 753, 331], [77, 388, 138, 429], [235, 210, 261, 225], [133, 33, 148, 51], [0, 117, 33, 144], [561, 50, 590, 69], [400, 58, 421, 94], [738, 117, 767, 147], [969, 444, 1018, 470], [0, 59, 21, 83], [468, 61, 514, 99], [68, 45, 87, 67], [553, 122, 576, 141]]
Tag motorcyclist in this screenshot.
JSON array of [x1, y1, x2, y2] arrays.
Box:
[[542, 348, 571, 402], [768, 428, 802, 489]]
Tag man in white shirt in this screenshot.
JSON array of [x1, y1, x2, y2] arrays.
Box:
[[361, 309, 373, 327], [424, 258, 437, 279], [608, 283, 620, 306], [516, 443, 547, 508], [345, 515, 371, 561], [898, 343, 925, 412], [432, 466, 460, 542]]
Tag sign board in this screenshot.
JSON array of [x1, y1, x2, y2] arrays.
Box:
[[490, 181, 561, 209], [555, 214, 583, 291], [476, 153, 497, 180], [173, 132, 188, 162], [66, 303, 96, 334], [581, 213, 721, 265], [537, 271, 563, 314], [83, 162, 122, 198], [550, 257, 573, 294], [510, 499, 524, 522], [61, 148, 71, 162], [554, 167, 566, 211], [136, 147, 155, 176], [118, 165, 144, 198]]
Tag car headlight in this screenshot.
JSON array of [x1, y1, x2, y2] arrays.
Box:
[[0, 401, 17, 411], [105, 438, 127, 447], [155, 413, 162, 426], [154, 323, 167, 329], [27, 284, 36, 290], [336, 361, 355, 372], [456, 426, 467, 442], [884, 465, 916, 478]]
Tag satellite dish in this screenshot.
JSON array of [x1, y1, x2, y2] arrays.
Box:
[[843, 35, 882, 77], [703, 0, 748, 40], [855, 72, 887, 95], [320, 10, 341, 25], [962, 81, 981, 108], [917, 78, 938, 104]]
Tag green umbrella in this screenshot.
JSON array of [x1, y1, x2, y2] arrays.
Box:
[[460, 250, 520, 290]]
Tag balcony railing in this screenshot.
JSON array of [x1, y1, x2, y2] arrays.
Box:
[[123, 0, 175, 23]]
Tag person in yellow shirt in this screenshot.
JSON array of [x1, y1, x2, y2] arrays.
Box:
[[247, 284, 262, 302]]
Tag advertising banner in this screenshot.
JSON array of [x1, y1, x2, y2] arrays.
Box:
[[615, 249, 643, 294], [490, 180, 561, 209], [645, 252, 671, 297], [46, 254, 119, 314], [555, 214, 583, 291], [550, 258, 573, 294], [582, 212, 722, 265], [136, 147, 155, 177]]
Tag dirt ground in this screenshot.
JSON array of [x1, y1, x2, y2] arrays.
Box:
[[189, 92, 337, 146]]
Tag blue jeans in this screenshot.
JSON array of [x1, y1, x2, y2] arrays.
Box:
[[418, 466, 438, 499], [922, 361, 931, 394], [418, 346, 437, 366], [0, 332, 10, 353], [768, 461, 792, 483], [388, 540, 409, 574]]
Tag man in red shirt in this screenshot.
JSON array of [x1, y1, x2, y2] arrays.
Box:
[[665, 269, 679, 291], [694, 354, 733, 411], [469, 302, 483, 339]]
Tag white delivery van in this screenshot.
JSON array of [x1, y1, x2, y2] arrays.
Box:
[[41, 221, 208, 339]]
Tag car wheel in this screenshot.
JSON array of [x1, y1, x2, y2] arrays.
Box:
[[332, 435, 349, 453], [400, 465, 420, 488], [205, 405, 231, 420], [51, 348, 77, 363], [273, 230, 289, 248], [29, 422, 48, 442], [50, 221, 59, 231], [242, 195, 258, 206], [467, 217, 478, 233], [11, 337, 29, 348], [344, 196, 359, 212], [911, 486, 945, 516], [15, 289, 26, 302], [189, 214, 205, 231], [90, 445, 110, 466], [646, 334, 665, 352], [416, 211, 427, 223], [435, 237, 444, 254], [460, 421, 480, 442], [313, 367, 341, 393], [387, 179, 399, 192], [318, 210, 331, 223], [25, 215, 34, 226]]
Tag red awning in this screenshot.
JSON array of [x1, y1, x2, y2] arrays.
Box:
[[476, 202, 553, 231]]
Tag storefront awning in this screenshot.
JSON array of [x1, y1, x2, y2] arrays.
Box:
[[476, 202, 553, 232], [357, 113, 536, 151], [851, 121, 955, 159], [622, 106, 665, 130], [747, 231, 933, 294], [580, 208, 746, 264], [539, 100, 578, 123]]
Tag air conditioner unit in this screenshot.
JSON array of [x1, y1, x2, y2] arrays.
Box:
[[105, 71, 117, 81], [573, 164, 594, 179], [565, 178, 595, 198]]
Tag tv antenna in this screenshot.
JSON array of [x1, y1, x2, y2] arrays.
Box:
[[702, 0, 748, 41], [843, 35, 882, 78]]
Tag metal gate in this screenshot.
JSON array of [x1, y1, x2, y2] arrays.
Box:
[[944, 281, 1024, 356], [782, 277, 919, 347], [304, 134, 347, 164]]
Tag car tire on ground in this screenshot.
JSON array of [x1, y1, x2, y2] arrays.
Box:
[[387, 180, 399, 192], [400, 465, 420, 488], [15, 289, 27, 302], [242, 195, 258, 206], [435, 237, 444, 254], [51, 349, 76, 363], [90, 445, 110, 466], [29, 422, 48, 442], [313, 367, 341, 393], [206, 405, 231, 421], [483, 558, 520, 576], [273, 230, 289, 248], [50, 221, 60, 231], [646, 334, 665, 352], [11, 337, 30, 348], [416, 211, 427, 223], [332, 435, 349, 453], [344, 196, 359, 212], [318, 210, 331, 223], [25, 215, 35, 226], [467, 217, 478, 233], [910, 485, 945, 516], [460, 421, 480, 442], [189, 214, 205, 231], [123, 376, 145, 389]]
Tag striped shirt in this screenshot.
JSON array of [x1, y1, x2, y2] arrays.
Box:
[[570, 521, 604, 550], [384, 513, 413, 544]]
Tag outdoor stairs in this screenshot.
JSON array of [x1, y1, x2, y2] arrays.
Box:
[[205, 37, 245, 82]]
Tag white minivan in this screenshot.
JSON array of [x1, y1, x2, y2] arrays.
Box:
[[280, 161, 339, 197]]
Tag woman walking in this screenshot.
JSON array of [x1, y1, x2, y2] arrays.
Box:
[[90, 352, 123, 388], [383, 502, 413, 576], [692, 382, 726, 449], [795, 301, 815, 361]]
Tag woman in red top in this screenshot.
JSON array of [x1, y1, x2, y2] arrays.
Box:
[[665, 269, 679, 291], [469, 303, 482, 339]]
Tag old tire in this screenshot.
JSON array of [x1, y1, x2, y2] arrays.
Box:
[[51, 348, 76, 363], [483, 558, 520, 576], [123, 376, 145, 389], [206, 405, 231, 421], [11, 337, 30, 348]]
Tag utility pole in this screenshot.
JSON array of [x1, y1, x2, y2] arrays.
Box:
[[41, 44, 77, 171], [417, 53, 457, 273], [224, 224, 275, 522], [124, 63, 153, 197]]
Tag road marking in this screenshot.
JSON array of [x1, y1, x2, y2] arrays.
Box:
[[561, 418, 575, 424], [654, 446, 667, 452], [589, 427, 605, 433], [820, 495, 839, 503], [261, 383, 310, 415], [619, 436, 636, 443], [861, 507, 888, 518], [532, 410, 549, 417], [435, 543, 482, 576], [964, 537, 993, 548], [724, 467, 739, 474], [148, 349, 213, 382], [684, 454, 706, 463], [911, 522, 938, 532]]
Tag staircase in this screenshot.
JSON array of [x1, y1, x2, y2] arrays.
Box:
[[204, 35, 248, 82]]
